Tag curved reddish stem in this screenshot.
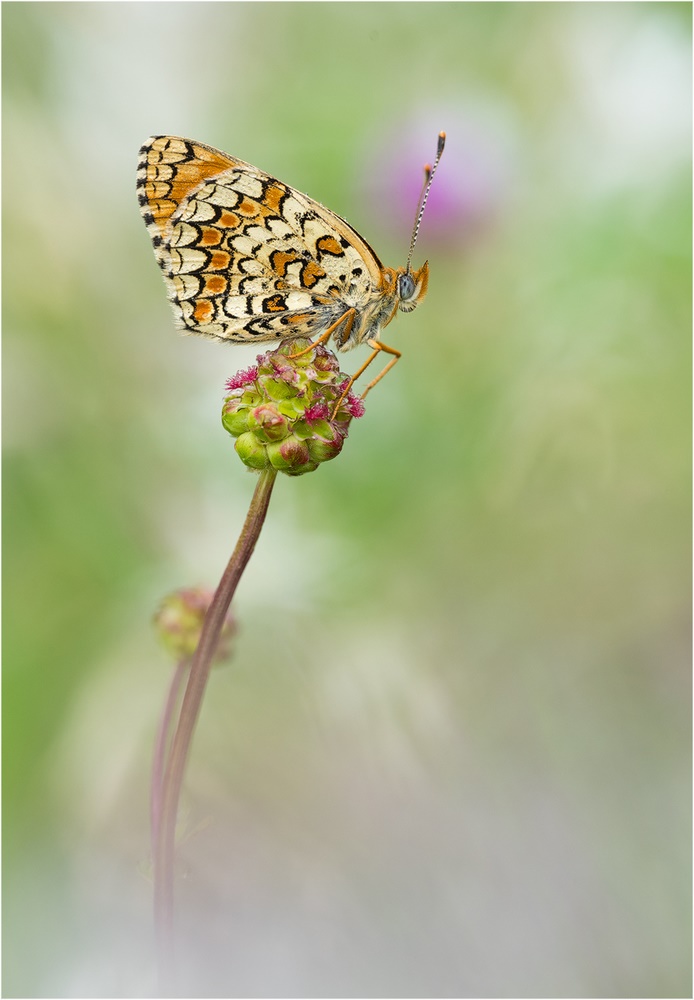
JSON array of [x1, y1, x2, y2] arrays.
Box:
[[153, 467, 278, 990]]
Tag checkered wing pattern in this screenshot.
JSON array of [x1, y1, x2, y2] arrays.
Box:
[[137, 136, 392, 347]]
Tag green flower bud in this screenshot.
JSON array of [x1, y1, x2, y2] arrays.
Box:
[[221, 397, 251, 437], [266, 434, 315, 474], [247, 403, 289, 443], [234, 432, 270, 469], [305, 418, 336, 441], [307, 433, 344, 464], [258, 376, 298, 402]]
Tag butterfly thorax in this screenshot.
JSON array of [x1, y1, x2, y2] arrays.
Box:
[[324, 262, 429, 352]]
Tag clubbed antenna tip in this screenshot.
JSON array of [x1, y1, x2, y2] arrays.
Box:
[[406, 131, 447, 272]]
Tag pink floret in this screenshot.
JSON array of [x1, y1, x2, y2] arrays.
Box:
[[305, 401, 330, 422], [345, 394, 366, 418], [225, 366, 258, 391]]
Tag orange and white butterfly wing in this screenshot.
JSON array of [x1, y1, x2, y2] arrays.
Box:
[[137, 136, 385, 344]]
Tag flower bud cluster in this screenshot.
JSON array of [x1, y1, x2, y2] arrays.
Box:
[[153, 587, 235, 664], [222, 339, 365, 476]]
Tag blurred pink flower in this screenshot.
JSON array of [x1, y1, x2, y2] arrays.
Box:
[[360, 106, 518, 251]]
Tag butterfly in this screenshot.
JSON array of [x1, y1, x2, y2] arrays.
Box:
[[137, 133, 445, 397]]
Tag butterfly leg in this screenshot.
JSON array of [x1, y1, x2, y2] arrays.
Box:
[[360, 339, 402, 398], [330, 339, 401, 417], [288, 309, 356, 359]]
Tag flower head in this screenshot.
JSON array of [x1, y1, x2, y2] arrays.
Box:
[[153, 587, 235, 663], [222, 339, 365, 476]]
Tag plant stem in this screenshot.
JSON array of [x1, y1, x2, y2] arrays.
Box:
[[153, 467, 278, 988], [151, 658, 188, 860]]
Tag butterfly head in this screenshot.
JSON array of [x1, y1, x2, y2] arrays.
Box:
[[396, 262, 429, 313]]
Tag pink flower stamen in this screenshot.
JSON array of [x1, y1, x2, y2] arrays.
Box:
[[305, 401, 330, 422], [225, 366, 258, 391], [345, 394, 366, 418]]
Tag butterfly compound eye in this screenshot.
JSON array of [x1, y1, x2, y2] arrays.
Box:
[[398, 272, 416, 300]]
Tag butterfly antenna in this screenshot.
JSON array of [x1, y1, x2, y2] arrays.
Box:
[[405, 131, 446, 273]]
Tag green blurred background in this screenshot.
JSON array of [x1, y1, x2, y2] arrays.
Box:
[[3, 3, 691, 996]]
